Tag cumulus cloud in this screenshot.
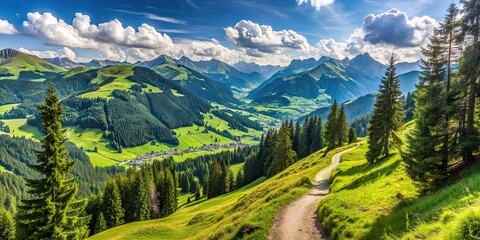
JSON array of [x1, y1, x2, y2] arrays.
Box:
[[225, 20, 311, 55], [362, 9, 437, 47], [0, 19, 19, 34], [23, 12, 176, 51], [18, 47, 77, 60], [296, 0, 334, 10]]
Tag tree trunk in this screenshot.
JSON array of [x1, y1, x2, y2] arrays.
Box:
[[443, 30, 453, 171], [464, 16, 479, 164]]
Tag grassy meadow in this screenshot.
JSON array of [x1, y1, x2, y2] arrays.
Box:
[[318, 121, 480, 239], [89, 144, 357, 240]]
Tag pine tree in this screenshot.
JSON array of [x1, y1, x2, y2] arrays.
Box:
[[93, 212, 107, 234], [325, 100, 339, 149], [348, 127, 357, 144], [228, 169, 235, 192], [337, 105, 349, 146], [207, 163, 223, 198], [133, 173, 150, 221], [459, 0, 480, 163], [317, 117, 324, 150], [236, 169, 244, 189], [367, 56, 405, 163], [17, 83, 90, 239], [293, 122, 301, 157], [299, 117, 310, 158], [403, 35, 448, 190], [267, 125, 296, 177], [159, 170, 177, 217], [102, 179, 124, 228], [0, 208, 15, 240]]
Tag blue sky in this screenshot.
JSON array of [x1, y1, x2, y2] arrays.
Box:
[[0, 0, 453, 65]]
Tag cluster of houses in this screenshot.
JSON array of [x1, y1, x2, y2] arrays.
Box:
[[122, 141, 251, 166]]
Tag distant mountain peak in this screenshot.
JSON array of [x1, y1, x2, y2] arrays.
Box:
[[351, 52, 375, 62], [0, 48, 19, 60]]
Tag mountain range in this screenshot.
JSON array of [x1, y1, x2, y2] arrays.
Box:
[[233, 61, 283, 79], [3, 48, 421, 121]]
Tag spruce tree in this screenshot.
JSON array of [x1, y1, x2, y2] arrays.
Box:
[[459, 0, 480, 163], [325, 100, 339, 149], [236, 169, 244, 189], [403, 35, 448, 190], [133, 173, 150, 221], [348, 127, 357, 144], [293, 122, 301, 157], [367, 56, 405, 163], [0, 208, 15, 240], [102, 179, 124, 228], [93, 212, 107, 234], [337, 105, 349, 146], [17, 83, 90, 239], [299, 117, 310, 158], [228, 169, 235, 192], [267, 125, 296, 177], [159, 170, 177, 217]]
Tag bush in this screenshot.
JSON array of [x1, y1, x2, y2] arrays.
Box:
[[448, 209, 480, 240]]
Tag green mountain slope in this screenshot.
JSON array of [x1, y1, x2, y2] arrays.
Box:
[[0, 49, 65, 80], [249, 54, 384, 103], [317, 122, 480, 239], [247, 57, 326, 98], [399, 70, 421, 94], [299, 93, 376, 122], [88, 145, 355, 240], [138, 55, 241, 105], [0, 63, 262, 166]]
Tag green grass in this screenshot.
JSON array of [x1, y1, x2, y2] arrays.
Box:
[[0, 165, 12, 174], [0, 103, 20, 114], [0, 51, 65, 80], [250, 95, 329, 120], [80, 66, 161, 99], [203, 112, 263, 142], [3, 119, 248, 167], [317, 141, 417, 239], [317, 121, 480, 239], [88, 144, 356, 240], [2, 118, 43, 139], [67, 125, 233, 166], [230, 163, 244, 175]]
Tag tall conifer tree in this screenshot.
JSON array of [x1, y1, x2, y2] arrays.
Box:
[[17, 83, 89, 239], [267, 125, 296, 177], [367, 56, 405, 163], [459, 0, 480, 163], [0, 208, 15, 240], [337, 105, 349, 146], [325, 100, 339, 149], [403, 35, 448, 190], [102, 179, 124, 228]]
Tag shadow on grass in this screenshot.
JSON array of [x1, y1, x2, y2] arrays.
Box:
[[364, 163, 480, 239], [333, 157, 401, 192]]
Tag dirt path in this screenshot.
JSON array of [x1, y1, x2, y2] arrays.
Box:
[[269, 145, 360, 240]]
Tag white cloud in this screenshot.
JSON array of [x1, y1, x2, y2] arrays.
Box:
[[15, 9, 432, 66], [296, 0, 334, 10], [313, 27, 427, 64], [0, 19, 19, 34], [363, 9, 437, 47], [18, 47, 77, 60], [23, 12, 176, 51], [225, 20, 311, 55]]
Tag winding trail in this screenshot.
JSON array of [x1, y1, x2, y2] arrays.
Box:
[[269, 144, 360, 240]]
